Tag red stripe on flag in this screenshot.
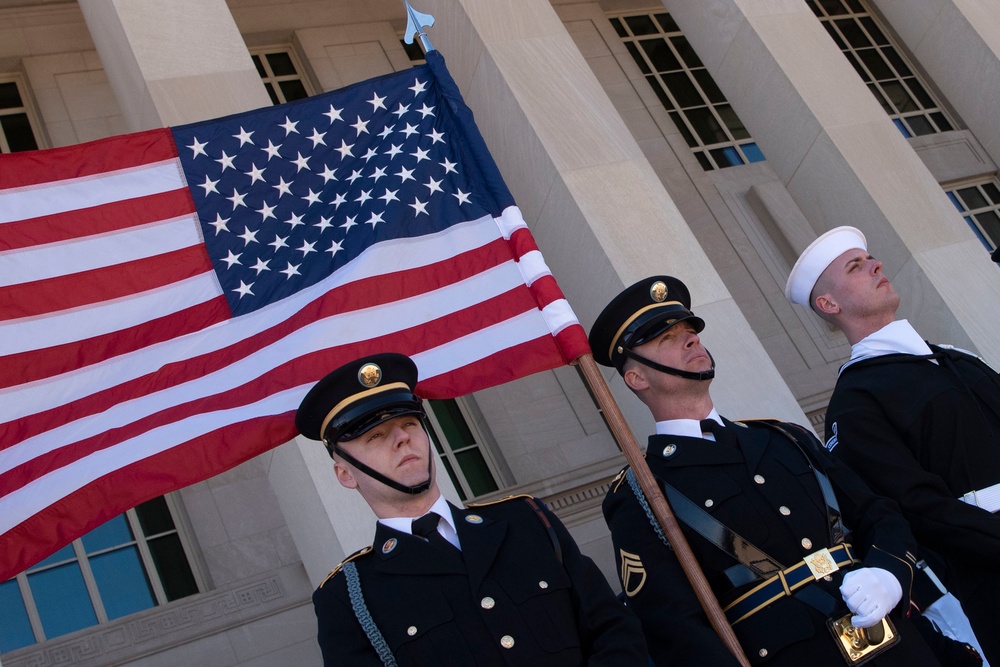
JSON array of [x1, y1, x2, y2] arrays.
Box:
[[553, 324, 591, 364], [0, 296, 231, 389], [507, 227, 539, 260], [417, 335, 568, 398], [1, 413, 297, 582], [0, 285, 541, 496], [0, 129, 177, 189], [0, 190, 196, 251], [526, 274, 565, 310], [0, 245, 213, 320]]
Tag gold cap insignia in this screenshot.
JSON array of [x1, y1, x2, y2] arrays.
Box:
[[620, 549, 647, 597], [650, 281, 668, 302], [358, 363, 382, 388]]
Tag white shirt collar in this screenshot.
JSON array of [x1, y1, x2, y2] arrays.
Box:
[[380, 494, 460, 548], [847, 319, 932, 368], [655, 407, 722, 439]]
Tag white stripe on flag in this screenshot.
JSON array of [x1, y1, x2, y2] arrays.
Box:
[[413, 310, 550, 380], [496, 205, 528, 239], [0, 160, 186, 224], [0, 216, 203, 287], [542, 299, 581, 335], [516, 249, 553, 287], [0, 272, 220, 356]]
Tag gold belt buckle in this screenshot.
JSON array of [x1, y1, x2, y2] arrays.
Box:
[[804, 547, 840, 580], [828, 614, 898, 665]]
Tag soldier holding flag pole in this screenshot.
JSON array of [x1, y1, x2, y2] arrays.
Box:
[[588, 275, 942, 667]]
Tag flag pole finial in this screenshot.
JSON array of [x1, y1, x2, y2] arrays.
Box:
[[403, 1, 435, 53]]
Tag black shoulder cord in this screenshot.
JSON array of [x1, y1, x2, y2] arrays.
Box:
[[524, 496, 563, 565]]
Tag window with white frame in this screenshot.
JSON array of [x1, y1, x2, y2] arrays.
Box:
[[0, 77, 40, 153], [806, 0, 955, 138], [425, 399, 502, 501], [0, 495, 201, 653], [250, 48, 313, 105], [945, 180, 1000, 255], [608, 11, 765, 171]]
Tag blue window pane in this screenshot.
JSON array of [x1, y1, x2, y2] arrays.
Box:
[[946, 191, 967, 212], [29, 563, 97, 639], [82, 514, 133, 554], [892, 118, 911, 138], [741, 142, 766, 163], [710, 146, 744, 168], [0, 580, 36, 652], [721, 147, 743, 166], [29, 544, 76, 571], [90, 547, 155, 620]]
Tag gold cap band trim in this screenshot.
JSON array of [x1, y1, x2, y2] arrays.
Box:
[[609, 300, 684, 359], [319, 381, 411, 440]]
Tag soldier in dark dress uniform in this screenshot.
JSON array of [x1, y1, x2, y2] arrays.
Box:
[[295, 352, 648, 666], [787, 226, 998, 663], [591, 275, 940, 666]]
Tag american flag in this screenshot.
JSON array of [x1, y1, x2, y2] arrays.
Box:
[[0, 51, 589, 581]]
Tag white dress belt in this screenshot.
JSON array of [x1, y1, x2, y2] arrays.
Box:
[[959, 482, 1000, 513]]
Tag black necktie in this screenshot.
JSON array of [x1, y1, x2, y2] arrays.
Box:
[[700, 419, 730, 444], [412, 513, 459, 552]]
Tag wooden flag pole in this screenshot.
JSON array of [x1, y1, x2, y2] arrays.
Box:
[[576, 353, 751, 667]]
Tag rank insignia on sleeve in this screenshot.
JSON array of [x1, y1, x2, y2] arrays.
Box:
[[620, 549, 647, 597]]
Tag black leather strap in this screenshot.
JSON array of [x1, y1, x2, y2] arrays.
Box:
[[661, 481, 782, 578]]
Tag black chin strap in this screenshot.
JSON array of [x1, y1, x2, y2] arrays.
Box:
[[329, 431, 433, 495], [623, 348, 716, 381]]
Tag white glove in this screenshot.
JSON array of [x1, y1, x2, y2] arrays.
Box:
[[839, 567, 902, 628]]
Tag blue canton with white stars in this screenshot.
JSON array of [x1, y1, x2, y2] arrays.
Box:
[[171, 60, 488, 316]]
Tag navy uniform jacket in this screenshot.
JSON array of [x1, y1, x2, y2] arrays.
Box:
[[604, 418, 938, 667], [826, 346, 1000, 661], [313, 496, 648, 666]]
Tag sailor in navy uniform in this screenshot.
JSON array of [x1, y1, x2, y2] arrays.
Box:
[[295, 352, 648, 666], [787, 226, 997, 664], [591, 275, 940, 666]]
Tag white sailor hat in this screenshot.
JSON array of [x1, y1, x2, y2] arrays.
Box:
[[785, 226, 867, 307]]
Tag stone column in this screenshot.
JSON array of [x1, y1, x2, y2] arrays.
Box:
[[417, 0, 807, 427], [873, 0, 1000, 180], [78, 0, 269, 128], [664, 0, 1000, 362]]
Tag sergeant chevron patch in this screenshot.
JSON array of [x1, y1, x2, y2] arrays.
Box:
[[620, 549, 647, 598]]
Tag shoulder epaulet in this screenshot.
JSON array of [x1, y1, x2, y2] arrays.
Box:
[[737, 418, 814, 437], [610, 466, 630, 493], [465, 493, 534, 508], [319, 545, 373, 588]]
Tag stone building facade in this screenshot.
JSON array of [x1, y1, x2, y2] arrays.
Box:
[[1, 0, 998, 665]]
